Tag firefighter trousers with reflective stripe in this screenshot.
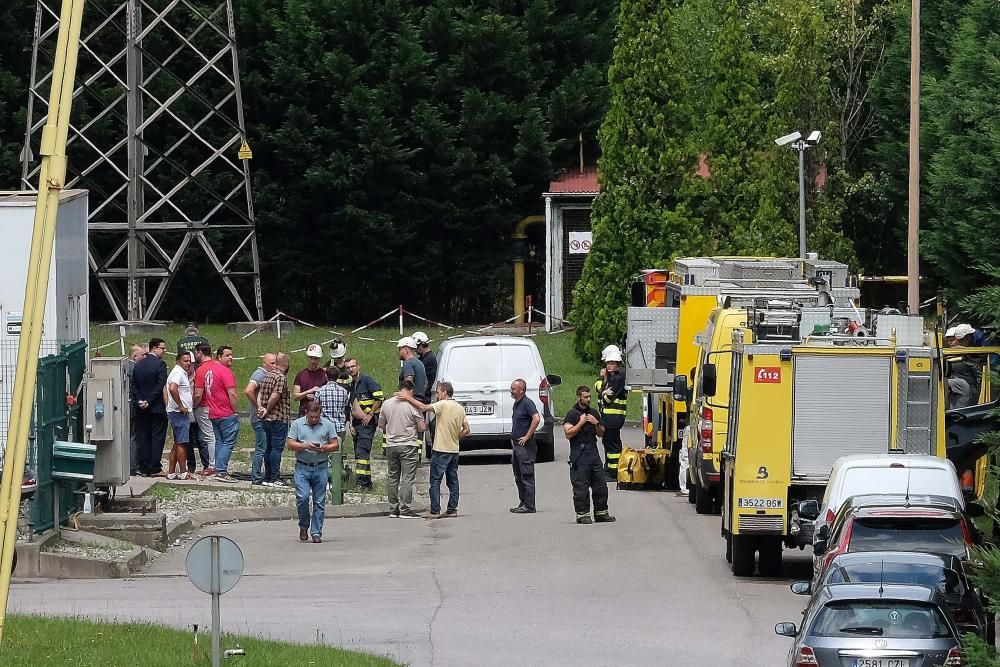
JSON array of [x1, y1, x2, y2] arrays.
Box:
[[570, 444, 608, 514], [353, 422, 376, 485], [602, 425, 623, 477]]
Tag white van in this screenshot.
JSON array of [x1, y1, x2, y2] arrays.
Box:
[[815, 454, 964, 539], [432, 336, 561, 461]]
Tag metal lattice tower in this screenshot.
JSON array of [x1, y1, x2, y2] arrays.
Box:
[[21, 0, 263, 321]]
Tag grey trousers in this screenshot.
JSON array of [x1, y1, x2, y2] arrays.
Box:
[[512, 439, 537, 510], [386, 445, 420, 512]]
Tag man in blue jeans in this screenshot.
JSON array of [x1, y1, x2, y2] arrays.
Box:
[[286, 401, 339, 543], [245, 353, 276, 485], [399, 381, 469, 518], [256, 353, 291, 486]]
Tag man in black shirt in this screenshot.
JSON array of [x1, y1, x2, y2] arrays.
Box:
[[563, 385, 615, 524], [412, 331, 437, 395], [509, 378, 540, 514]]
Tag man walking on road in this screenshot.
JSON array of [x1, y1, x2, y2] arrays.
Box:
[[400, 381, 469, 518], [286, 401, 339, 543], [132, 338, 168, 476], [509, 378, 540, 514], [294, 344, 328, 416], [379, 380, 426, 519], [247, 353, 276, 484], [195, 345, 240, 483], [256, 352, 291, 486], [347, 358, 383, 489], [564, 386, 615, 525]]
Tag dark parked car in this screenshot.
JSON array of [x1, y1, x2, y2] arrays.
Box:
[[776, 583, 963, 667], [793, 551, 993, 644], [813, 494, 980, 584]]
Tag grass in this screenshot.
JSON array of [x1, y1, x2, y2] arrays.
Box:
[[90, 322, 637, 419], [3, 615, 398, 666]]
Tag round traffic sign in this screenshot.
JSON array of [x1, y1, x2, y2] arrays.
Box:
[[185, 535, 244, 594]]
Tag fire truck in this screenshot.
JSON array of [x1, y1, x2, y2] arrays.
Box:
[[624, 257, 858, 488], [719, 304, 947, 576]]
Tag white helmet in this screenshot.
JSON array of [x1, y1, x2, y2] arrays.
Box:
[[601, 344, 622, 362], [412, 331, 430, 346], [329, 340, 347, 359]]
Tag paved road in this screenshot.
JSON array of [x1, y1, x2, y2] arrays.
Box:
[[10, 426, 808, 666]]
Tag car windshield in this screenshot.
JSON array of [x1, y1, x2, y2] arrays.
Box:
[[825, 562, 964, 597], [849, 518, 967, 556], [841, 468, 955, 501], [810, 601, 954, 639], [446, 346, 502, 383]]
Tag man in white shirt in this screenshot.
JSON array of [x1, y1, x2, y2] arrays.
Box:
[[166, 350, 196, 480]]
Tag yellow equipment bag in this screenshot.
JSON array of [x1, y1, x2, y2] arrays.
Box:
[[617, 446, 669, 490]]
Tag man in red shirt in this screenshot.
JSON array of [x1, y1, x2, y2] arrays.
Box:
[[293, 344, 328, 416], [194, 345, 241, 483]]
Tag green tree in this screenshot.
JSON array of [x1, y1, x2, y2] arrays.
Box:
[[923, 0, 1000, 300], [571, 0, 705, 360], [0, 0, 35, 189]]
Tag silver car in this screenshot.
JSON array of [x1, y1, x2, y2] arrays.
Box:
[[776, 583, 963, 667]]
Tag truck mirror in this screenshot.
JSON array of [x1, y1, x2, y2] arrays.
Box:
[[546, 374, 562, 387], [813, 539, 827, 556], [797, 500, 819, 520], [672, 375, 689, 402], [815, 524, 830, 540], [701, 363, 717, 397], [966, 501, 985, 518]]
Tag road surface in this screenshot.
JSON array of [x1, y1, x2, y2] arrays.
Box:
[[10, 426, 807, 665]]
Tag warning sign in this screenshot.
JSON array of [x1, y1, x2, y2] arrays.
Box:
[[568, 231, 592, 254], [238, 142, 253, 160]]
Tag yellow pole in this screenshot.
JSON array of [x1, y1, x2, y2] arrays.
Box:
[[0, 0, 87, 647], [512, 215, 544, 324]]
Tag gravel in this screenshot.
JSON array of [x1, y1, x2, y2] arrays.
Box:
[[44, 538, 134, 561]]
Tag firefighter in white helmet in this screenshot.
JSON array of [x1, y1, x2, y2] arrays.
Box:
[[594, 345, 627, 481]]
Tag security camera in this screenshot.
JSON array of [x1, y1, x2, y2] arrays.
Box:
[[806, 130, 822, 145], [774, 131, 802, 147]]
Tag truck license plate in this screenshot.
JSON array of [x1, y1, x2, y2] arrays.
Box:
[[462, 402, 494, 416], [737, 497, 784, 509], [853, 660, 909, 667]]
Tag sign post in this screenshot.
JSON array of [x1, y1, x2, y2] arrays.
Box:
[[185, 536, 244, 667]]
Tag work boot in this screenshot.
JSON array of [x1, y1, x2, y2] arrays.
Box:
[[576, 513, 593, 524], [594, 511, 616, 523]]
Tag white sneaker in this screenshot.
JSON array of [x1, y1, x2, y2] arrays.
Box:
[[166, 473, 177, 480]]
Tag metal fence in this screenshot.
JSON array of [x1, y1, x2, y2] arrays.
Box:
[[0, 339, 87, 533]]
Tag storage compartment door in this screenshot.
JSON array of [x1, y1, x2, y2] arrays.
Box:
[[792, 355, 891, 478]]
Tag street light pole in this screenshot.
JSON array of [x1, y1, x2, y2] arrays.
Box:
[[797, 141, 807, 259], [907, 0, 921, 314]]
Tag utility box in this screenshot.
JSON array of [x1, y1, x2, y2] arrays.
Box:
[[0, 190, 89, 466], [88, 356, 131, 486]]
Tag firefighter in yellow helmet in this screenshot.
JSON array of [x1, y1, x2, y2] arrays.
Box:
[[595, 345, 627, 481]]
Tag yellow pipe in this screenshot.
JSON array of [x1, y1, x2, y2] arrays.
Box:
[[513, 215, 544, 324], [0, 0, 87, 647]]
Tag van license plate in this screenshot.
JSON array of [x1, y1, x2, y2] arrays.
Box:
[[852, 660, 908, 667], [463, 402, 494, 416], [737, 497, 784, 509]]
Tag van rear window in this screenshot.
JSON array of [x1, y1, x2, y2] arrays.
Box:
[[850, 519, 967, 556], [842, 468, 957, 501], [501, 346, 537, 379], [446, 346, 502, 383]]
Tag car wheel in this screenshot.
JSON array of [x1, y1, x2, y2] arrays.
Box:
[[758, 538, 783, 577], [725, 531, 733, 563], [687, 474, 696, 505], [711, 488, 723, 515], [731, 535, 755, 576], [536, 438, 555, 463], [695, 482, 713, 515]]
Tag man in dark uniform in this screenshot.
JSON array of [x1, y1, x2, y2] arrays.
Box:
[[176, 324, 209, 359], [597, 348, 627, 481], [346, 357, 383, 489], [412, 331, 437, 394], [564, 385, 615, 524]]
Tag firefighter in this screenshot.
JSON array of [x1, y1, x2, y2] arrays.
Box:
[[564, 384, 615, 524], [596, 345, 627, 481]]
